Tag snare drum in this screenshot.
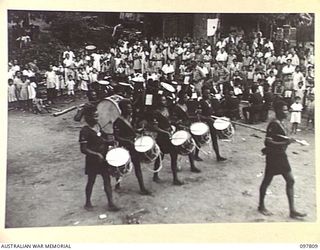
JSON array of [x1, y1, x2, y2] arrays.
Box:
[[190, 122, 210, 145], [213, 117, 234, 139], [106, 147, 132, 178], [171, 130, 195, 155], [134, 136, 161, 163], [97, 95, 123, 133]]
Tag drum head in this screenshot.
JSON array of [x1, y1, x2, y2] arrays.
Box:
[[85, 45, 96, 50], [160, 82, 175, 93], [134, 136, 154, 153], [190, 122, 209, 136], [213, 119, 230, 131], [97, 95, 123, 133], [106, 148, 130, 167], [171, 130, 189, 146]]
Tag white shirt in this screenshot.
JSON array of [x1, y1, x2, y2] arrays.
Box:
[[63, 58, 74, 68], [277, 55, 287, 64], [12, 65, 20, 74], [292, 72, 304, 90], [215, 50, 228, 62], [290, 102, 303, 112], [89, 72, 98, 83], [162, 64, 175, 74], [8, 69, 15, 79], [282, 65, 295, 75], [66, 80, 76, 90], [266, 76, 276, 87], [199, 66, 209, 76], [22, 69, 35, 78], [291, 54, 300, 66], [264, 41, 274, 51], [267, 68, 278, 76], [63, 51, 75, 60], [27, 82, 37, 99], [216, 41, 225, 49], [45, 71, 57, 89]]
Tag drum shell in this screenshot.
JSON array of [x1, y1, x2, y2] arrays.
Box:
[[193, 133, 210, 145], [213, 119, 234, 139], [190, 122, 210, 145], [171, 130, 195, 155], [138, 144, 160, 163], [105, 147, 131, 178], [134, 136, 161, 163]]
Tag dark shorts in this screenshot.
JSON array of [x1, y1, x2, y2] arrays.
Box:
[[85, 157, 108, 176], [156, 135, 176, 155], [265, 153, 291, 175]]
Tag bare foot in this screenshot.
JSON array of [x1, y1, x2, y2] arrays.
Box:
[[108, 204, 120, 212], [217, 156, 227, 162], [84, 204, 94, 211], [140, 189, 152, 196], [258, 206, 273, 216], [153, 176, 162, 183], [191, 167, 201, 173], [173, 179, 184, 186], [290, 211, 307, 219]]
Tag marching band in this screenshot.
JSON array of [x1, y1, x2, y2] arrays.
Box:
[[79, 69, 236, 211]]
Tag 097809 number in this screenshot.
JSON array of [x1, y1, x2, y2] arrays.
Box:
[[300, 244, 318, 248]]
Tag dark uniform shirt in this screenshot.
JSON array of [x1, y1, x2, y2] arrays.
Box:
[[79, 125, 111, 175], [264, 119, 291, 175], [113, 116, 136, 150]]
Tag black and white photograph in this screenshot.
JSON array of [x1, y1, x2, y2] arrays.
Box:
[[6, 10, 315, 228]]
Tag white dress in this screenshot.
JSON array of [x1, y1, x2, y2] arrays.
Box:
[[290, 103, 303, 123], [8, 85, 17, 102]]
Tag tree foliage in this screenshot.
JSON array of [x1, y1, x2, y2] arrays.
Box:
[[49, 12, 91, 48]]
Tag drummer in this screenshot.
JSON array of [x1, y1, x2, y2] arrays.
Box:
[[172, 91, 201, 172], [150, 95, 184, 185], [79, 103, 120, 212], [113, 99, 152, 195], [198, 87, 227, 162]]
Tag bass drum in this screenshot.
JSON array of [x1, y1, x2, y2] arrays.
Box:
[[97, 95, 123, 133]]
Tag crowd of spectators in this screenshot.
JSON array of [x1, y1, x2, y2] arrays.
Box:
[[7, 28, 315, 129]]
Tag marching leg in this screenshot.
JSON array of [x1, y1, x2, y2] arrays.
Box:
[[189, 152, 201, 173], [132, 153, 151, 195], [170, 152, 184, 185], [153, 153, 164, 183]]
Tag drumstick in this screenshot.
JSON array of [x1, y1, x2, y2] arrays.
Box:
[[53, 106, 77, 117], [276, 134, 310, 146], [210, 116, 309, 145], [210, 115, 267, 133]]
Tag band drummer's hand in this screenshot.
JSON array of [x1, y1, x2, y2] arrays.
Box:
[[96, 153, 105, 162], [288, 138, 296, 144]]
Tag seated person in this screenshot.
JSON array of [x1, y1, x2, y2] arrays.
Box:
[[242, 85, 264, 123], [223, 90, 240, 120]]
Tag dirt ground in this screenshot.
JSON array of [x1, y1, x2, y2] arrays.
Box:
[[5, 96, 316, 228]]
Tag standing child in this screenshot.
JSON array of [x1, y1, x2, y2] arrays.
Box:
[[20, 75, 29, 111], [290, 96, 303, 134], [27, 77, 37, 111], [79, 67, 89, 99], [306, 94, 314, 130], [66, 75, 76, 97], [8, 78, 18, 109], [294, 81, 305, 106]]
